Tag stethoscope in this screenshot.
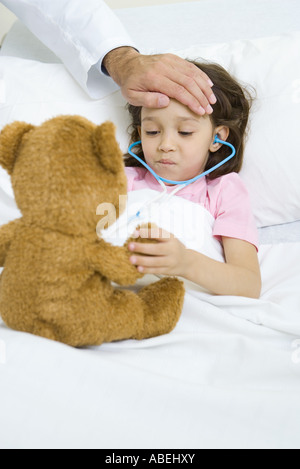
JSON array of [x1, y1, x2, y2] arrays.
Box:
[[104, 135, 236, 236], [128, 135, 236, 188]]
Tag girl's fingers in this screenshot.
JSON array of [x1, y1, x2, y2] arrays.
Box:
[[130, 254, 168, 269], [128, 242, 168, 256]]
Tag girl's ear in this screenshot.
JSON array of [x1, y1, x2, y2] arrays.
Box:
[[210, 126, 230, 153]]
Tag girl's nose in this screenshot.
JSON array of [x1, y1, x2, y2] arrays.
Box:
[[158, 134, 176, 153]]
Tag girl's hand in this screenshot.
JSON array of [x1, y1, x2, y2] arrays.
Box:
[[128, 225, 188, 277]]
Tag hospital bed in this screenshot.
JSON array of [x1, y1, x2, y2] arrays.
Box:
[[0, 0, 300, 449]]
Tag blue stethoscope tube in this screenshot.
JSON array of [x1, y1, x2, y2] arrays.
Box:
[[128, 135, 236, 187]]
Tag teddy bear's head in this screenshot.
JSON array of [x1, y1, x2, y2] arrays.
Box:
[[0, 116, 127, 236]]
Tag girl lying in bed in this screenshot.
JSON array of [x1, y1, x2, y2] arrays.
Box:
[[123, 61, 262, 299]]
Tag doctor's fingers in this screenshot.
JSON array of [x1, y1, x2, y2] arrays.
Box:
[[156, 65, 215, 114], [150, 53, 216, 108], [149, 75, 211, 116], [130, 71, 213, 115], [125, 54, 216, 114], [126, 89, 170, 109]]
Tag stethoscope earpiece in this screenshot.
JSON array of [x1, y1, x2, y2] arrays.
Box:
[[214, 134, 222, 145]]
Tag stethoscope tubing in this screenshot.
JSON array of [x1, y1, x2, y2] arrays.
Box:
[[128, 136, 236, 187]]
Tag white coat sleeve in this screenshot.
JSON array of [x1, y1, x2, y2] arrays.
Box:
[[2, 0, 138, 98]]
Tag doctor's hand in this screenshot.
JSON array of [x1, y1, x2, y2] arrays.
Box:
[[128, 225, 189, 277], [103, 47, 216, 115]]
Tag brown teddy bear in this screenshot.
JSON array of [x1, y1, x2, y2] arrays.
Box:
[[0, 116, 185, 347]]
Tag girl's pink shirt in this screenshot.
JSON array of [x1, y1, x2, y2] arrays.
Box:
[[125, 167, 259, 251]]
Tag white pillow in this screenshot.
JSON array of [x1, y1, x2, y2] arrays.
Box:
[[168, 33, 300, 227], [1, 32, 300, 228]]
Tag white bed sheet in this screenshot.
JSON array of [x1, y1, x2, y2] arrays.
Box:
[[0, 241, 300, 449], [1, 0, 300, 450]]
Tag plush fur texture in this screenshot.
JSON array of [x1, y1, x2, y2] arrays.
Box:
[[0, 116, 185, 347]]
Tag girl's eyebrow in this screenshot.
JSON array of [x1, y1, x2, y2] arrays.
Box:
[[141, 117, 157, 122]]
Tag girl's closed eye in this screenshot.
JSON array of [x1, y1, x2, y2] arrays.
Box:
[[179, 131, 194, 136], [145, 130, 160, 136]]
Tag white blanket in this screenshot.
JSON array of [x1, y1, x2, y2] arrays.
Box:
[[102, 188, 300, 337], [0, 241, 300, 449], [1, 188, 300, 449], [102, 188, 224, 258]]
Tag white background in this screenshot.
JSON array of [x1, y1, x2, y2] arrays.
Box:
[[0, 0, 205, 42]]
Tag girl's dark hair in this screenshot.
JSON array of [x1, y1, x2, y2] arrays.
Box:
[[124, 61, 254, 179]]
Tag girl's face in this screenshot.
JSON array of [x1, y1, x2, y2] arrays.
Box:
[[139, 99, 216, 184]]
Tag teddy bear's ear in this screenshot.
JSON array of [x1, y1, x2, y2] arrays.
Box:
[[92, 121, 124, 174], [0, 121, 35, 175]]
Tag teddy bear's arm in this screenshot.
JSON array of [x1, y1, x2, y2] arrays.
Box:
[[0, 219, 21, 266], [88, 239, 143, 286]]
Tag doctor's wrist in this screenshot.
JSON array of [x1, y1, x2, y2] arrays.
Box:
[[102, 47, 140, 81]]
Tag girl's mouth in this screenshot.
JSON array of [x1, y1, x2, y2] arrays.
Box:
[[158, 160, 176, 166]]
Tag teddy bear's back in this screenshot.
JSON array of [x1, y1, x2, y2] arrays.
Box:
[[0, 223, 113, 341]]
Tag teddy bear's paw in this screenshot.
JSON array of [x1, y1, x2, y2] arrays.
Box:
[[135, 277, 185, 340], [125, 222, 160, 248]]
